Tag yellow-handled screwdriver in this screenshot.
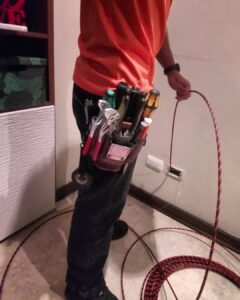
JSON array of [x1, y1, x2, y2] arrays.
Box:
[[143, 89, 160, 118]]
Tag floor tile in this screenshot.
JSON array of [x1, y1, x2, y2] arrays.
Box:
[[0, 194, 239, 300]]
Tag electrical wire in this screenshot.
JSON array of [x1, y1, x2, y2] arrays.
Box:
[[0, 212, 239, 300], [0, 91, 239, 300], [0, 210, 74, 299], [129, 90, 239, 299], [120, 227, 240, 300]]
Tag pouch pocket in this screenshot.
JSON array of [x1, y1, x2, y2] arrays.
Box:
[[93, 137, 146, 172], [94, 138, 130, 172]]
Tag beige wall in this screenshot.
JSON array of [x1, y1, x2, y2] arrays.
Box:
[[133, 1, 240, 238], [54, 1, 240, 238], [54, 0, 80, 188]]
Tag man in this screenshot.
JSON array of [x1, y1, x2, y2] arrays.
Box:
[[65, 1, 191, 299]]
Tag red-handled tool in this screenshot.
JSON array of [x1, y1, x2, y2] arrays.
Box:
[[138, 118, 152, 140], [82, 117, 101, 156], [92, 123, 109, 161], [92, 108, 120, 160]]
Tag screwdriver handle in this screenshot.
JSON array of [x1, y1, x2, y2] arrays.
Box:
[[115, 82, 129, 109], [125, 87, 141, 120], [105, 89, 116, 108], [143, 89, 160, 118], [130, 96, 146, 133]]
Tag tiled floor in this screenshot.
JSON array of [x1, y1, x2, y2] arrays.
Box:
[[0, 193, 239, 300]]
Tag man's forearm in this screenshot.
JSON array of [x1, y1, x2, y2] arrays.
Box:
[[156, 31, 175, 69]]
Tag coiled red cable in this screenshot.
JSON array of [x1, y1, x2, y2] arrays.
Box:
[[121, 227, 240, 300], [121, 90, 240, 299]]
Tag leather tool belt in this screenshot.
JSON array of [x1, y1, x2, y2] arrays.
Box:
[[82, 82, 160, 172]]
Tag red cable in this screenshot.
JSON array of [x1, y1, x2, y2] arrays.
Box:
[[146, 90, 225, 299], [121, 90, 240, 300], [121, 227, 240, 300]]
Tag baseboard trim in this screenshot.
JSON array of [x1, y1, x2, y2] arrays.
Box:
[[56, 181, 78, 202], [129, 184, 240, 254], [56, 182, 240, 253]]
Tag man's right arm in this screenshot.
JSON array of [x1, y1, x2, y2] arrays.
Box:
[[156, 31, 191, 101]]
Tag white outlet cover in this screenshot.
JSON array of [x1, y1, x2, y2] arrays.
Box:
[[146, 154, 164, 173]]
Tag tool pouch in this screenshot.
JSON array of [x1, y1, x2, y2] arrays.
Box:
[[93, 136, 145, 172]]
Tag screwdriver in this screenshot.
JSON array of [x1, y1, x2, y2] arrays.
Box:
[[125, 87, 141, 121], [117, 95, 130, 126], [105, 89, 116, 108], [143, 89, 160, 118], [129, 91, 146, 133], [115, 82, 129, 109], [138, 118, 152, 140]]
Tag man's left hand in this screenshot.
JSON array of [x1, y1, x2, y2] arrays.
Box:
[[167, 71, 191, 101]]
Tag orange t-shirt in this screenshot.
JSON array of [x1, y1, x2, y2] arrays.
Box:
[[73, 0, 172, 96]]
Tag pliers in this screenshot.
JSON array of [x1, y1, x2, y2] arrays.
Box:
[[82, 116, 102, 156], [82, 108, 120, 159], [92, 121, 110, 161]]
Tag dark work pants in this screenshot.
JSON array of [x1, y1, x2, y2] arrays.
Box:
[[66, 84, 136, 298]]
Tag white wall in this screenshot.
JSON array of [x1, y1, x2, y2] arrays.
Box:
[[133, 1, 240, 238], [53, 1, 240, 238], [54, 0, 80, 188]]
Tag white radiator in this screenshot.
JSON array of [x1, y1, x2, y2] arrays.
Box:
[[0, 106, 55, 241]]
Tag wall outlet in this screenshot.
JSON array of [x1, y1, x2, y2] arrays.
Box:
[[167, 165, 185, 181], [146, 154, 164, 173]]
